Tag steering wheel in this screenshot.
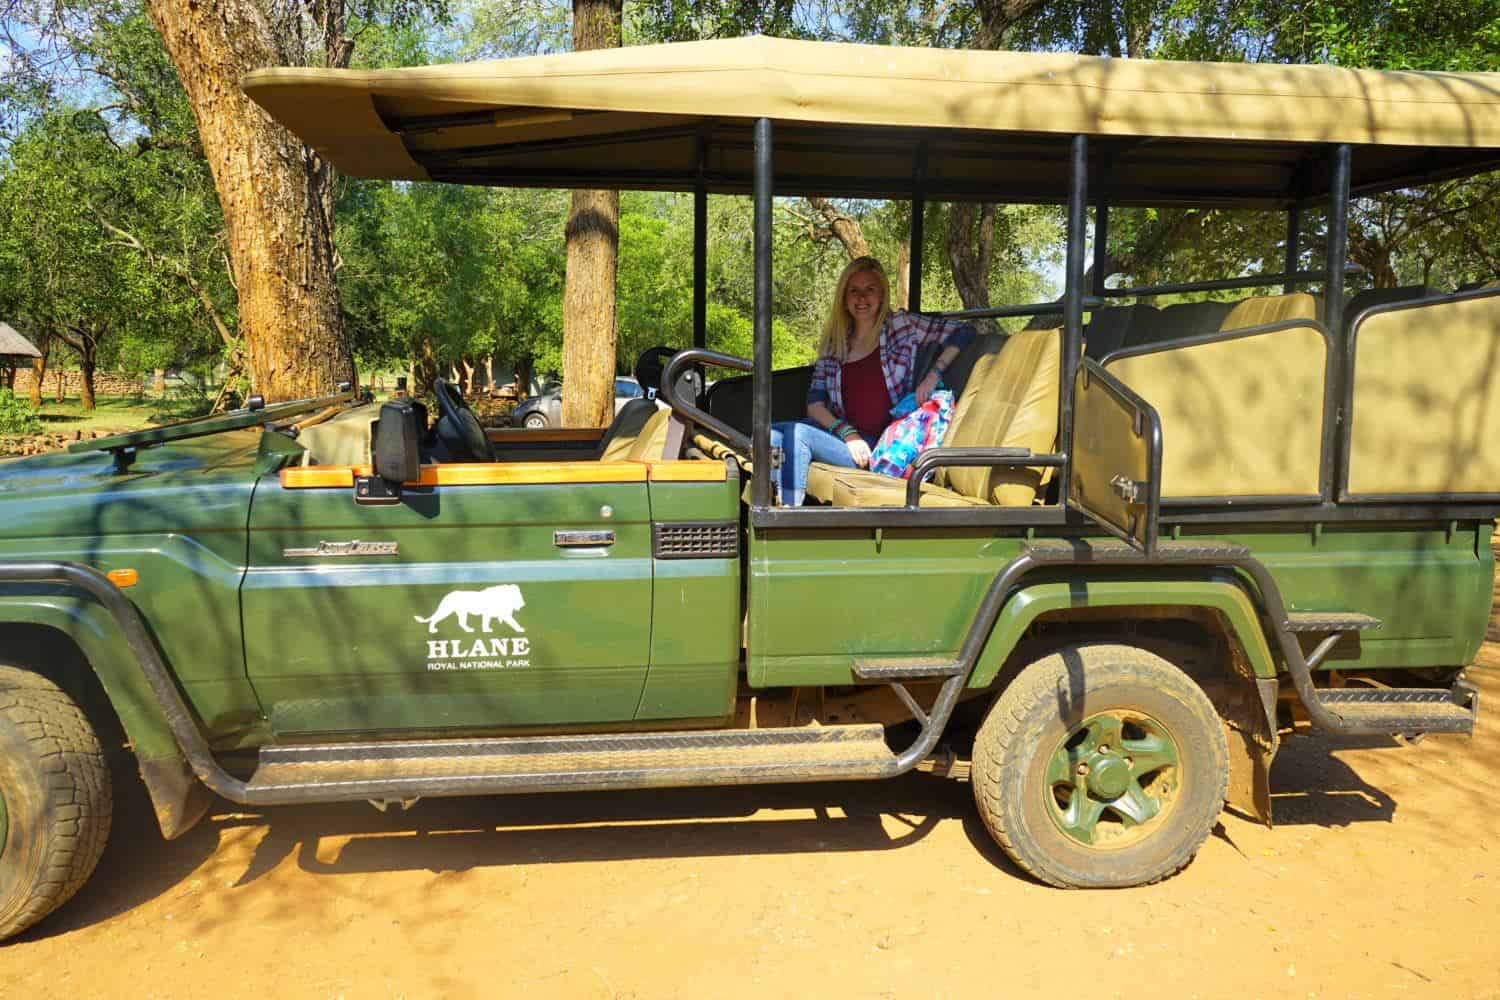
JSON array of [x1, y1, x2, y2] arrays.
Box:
[[432, 378, 495, 463]]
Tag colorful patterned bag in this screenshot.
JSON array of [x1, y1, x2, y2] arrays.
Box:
[[870, 389, 955, 479]]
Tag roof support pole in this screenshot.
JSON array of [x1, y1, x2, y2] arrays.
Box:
[[1091, 199, 1109, 297], [1326, 143, 1352, 501], [751, 117, 774, 508], [693, 134, 708, 349], [1059, 134, 1088, 506], [1325, 144, 1351, 338], [908, 144, 926, 312], [1283, 204, 1302, 293]]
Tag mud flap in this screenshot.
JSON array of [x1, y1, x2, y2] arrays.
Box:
[[140, 754, 215, 840], [1210, 675, 1280, 827]]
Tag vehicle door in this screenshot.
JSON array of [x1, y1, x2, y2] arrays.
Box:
[[239, 463, 652, 736]]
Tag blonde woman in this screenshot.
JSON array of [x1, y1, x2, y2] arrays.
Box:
[[771, 256, 975, 505]]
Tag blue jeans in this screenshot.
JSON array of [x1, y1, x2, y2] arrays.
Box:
[[770, 419, 875, 505]]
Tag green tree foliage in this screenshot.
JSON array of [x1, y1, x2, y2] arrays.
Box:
[[4, 0, 1496, 410], [0, 7, 239, 405], [0, 110, 225, 408], [0, 388, 43, 436]]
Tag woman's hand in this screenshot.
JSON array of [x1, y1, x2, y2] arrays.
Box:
[[916, 369, 941, 404], [846, 436, 872, 468]]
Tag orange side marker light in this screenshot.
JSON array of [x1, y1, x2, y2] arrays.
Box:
[[107, 568, 139, 588]]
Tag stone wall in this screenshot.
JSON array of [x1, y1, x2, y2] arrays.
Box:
[[9, 367, 152, 398]]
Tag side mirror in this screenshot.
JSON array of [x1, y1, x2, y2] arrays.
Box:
[[358, 401, 420, 506]]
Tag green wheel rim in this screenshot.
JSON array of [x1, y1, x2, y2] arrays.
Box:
[[1044, 710, 1181, 848]]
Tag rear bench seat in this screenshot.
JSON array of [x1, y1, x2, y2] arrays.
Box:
[[804, 327, 1060, 507], [1102, 291, 1326, 499]]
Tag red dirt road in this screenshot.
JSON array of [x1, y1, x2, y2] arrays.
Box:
[[4, 668, 1499, 998]]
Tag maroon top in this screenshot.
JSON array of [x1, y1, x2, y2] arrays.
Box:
[[840, 348, 892, 441]]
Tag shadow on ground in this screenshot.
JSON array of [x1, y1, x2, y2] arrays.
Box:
[[21, 729, 1420, 944]]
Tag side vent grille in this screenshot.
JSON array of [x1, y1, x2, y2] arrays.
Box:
[[653, 521, 739, 559]]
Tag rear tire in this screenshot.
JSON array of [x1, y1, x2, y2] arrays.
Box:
[[0, 666, 112, 940], [523, 412, 547, 429], [971, 644, 1227, 888]]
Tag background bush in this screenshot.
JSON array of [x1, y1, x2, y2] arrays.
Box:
[[0, 388, 43, 436]]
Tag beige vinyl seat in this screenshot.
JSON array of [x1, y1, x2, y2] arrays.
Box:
[[1101, 291, 1328, 499], [600, 404, 675, 462], [804, 327, 1061, 508], [1218, 291, 1319, 330]]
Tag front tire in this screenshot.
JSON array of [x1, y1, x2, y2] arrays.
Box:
[[972, 644, 1228, 888], [0, 666, 112, 940], [523, 412, 548, 429]]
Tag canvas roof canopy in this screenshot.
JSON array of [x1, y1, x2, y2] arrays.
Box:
[[0, 322, 41, 360], [243, 36, 1500, 208]]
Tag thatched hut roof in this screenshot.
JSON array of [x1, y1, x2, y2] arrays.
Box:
[[0, 322, 41, 360]]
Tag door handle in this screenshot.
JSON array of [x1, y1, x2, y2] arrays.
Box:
[[554, 530, 615, 548]]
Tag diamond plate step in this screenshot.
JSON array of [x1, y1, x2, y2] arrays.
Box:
[[851, 656, 965, 680], [1285, 611, 1384, 632], [1317, 686, 1476, 735], [250, 725, 897, 801]]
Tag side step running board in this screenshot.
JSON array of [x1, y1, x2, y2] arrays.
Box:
[[1284, 611, 1383, 633], [1318, 683, 1479, 735], [251, 726, 899, 806], [851, 657, 965, 680]]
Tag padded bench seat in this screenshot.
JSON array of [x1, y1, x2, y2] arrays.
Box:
[[805, 326, 1061, 508], [817, 468, 987, 507]]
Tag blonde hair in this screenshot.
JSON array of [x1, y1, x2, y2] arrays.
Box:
[[817, 256, 892, 361]]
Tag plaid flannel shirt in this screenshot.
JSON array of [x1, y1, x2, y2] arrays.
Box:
[[807, 311, 976, 420]]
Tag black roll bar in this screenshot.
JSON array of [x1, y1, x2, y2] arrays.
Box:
[[658, 348, 755, 455], [751, 118, 774, 508], [932, 297, 1103, 321], [1098, 268, 1360, 300], [1059, 134, 1088, 507]]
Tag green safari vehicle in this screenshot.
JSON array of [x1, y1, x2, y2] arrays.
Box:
[[3, 38, 1498, 939]]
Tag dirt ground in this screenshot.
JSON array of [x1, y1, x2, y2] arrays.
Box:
[[4, 664, 1499, 997]]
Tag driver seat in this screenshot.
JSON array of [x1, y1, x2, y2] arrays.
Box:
[[596, 398, 665, 459], [592, 346, 699, 461]]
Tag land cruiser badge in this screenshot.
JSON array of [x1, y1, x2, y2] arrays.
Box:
[[283, 539, 399, 557], [417, 584, 531, 672]]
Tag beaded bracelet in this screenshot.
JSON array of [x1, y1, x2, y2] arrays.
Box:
[[830, 419, 860, 442]]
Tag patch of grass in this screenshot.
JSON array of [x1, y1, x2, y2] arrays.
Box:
[[34, 394, 162, 434]]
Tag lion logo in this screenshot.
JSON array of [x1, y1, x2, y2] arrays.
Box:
[[414, 585, 527, 634]]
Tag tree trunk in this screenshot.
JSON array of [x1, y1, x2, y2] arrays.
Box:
[[515, 354, 534, 398], [27, 334, 50, 408], [894, 238, 911, 311], [412, 338, 440, 399], [561, 0, 623, 429], [144, 0, 353, 403], [947, 203, 1000, 336], [804, 198, 872, 260], [78, 348, 97, 413], [975, 0, 1051, 48]]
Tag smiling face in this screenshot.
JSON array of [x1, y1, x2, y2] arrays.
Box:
[[844, 269, 885, 325]]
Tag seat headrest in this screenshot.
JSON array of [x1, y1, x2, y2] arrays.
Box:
[[1220, 293, 1318, 331], [634, 346, 703, 405]]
